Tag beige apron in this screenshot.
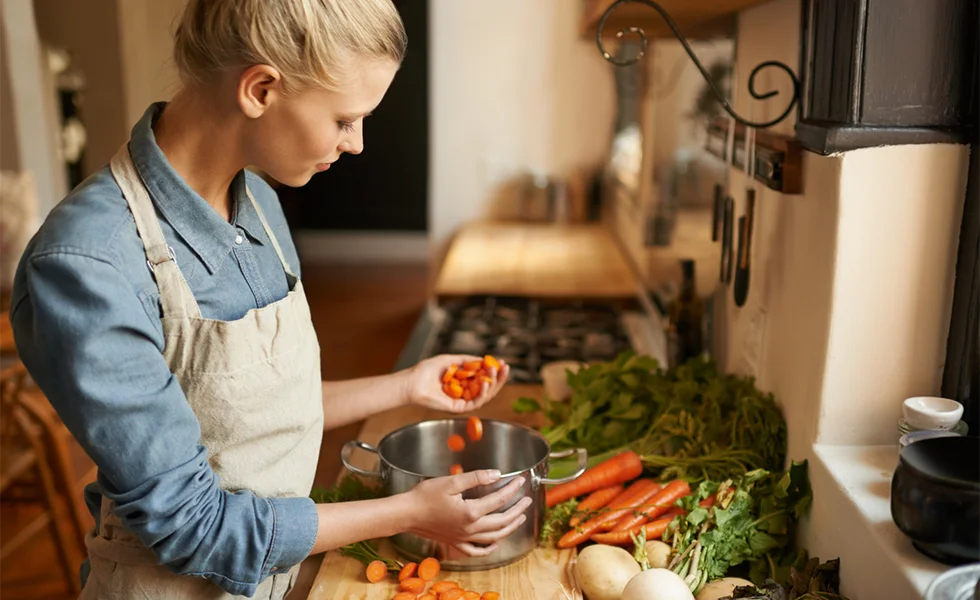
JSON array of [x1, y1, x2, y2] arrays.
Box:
[[79, 146, 324, 599]]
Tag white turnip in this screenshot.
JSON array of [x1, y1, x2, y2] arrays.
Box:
[[621, 568, 694, 600]]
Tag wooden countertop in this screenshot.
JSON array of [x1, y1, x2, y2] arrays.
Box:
[[308, 384, 582, 600], [433, 223, 639, 301]]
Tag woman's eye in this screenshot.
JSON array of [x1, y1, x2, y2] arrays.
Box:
[[338, 121, 356, 133]]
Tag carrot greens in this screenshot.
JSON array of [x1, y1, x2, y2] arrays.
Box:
[[515, 352, 787, 484]]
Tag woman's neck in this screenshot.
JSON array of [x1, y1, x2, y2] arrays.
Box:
[[152, 89, 245, 222]]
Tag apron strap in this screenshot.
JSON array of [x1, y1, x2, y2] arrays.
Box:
[[109, 144, 202, 319], [245, 187, 296, 279]]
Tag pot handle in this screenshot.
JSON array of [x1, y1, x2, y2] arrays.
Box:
[[540, 448, 589, 485], [341, 440, 383, 479]]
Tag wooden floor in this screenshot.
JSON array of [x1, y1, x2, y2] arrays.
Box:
[[0, 261, 431, 599]]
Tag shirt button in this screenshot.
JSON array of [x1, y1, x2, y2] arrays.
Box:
[[235, 234, 244, 245]]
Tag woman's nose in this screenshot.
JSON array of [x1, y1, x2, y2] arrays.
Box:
[[340, 128, 364, 155]]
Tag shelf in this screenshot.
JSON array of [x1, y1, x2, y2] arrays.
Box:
[[704, 117, 805, 194], [581, 0, 769, 41]]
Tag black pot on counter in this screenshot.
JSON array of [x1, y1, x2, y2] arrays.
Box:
[[891, 435, 980, 565]]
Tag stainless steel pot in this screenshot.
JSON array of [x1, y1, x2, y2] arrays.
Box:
[[341, 418, 587, 571]]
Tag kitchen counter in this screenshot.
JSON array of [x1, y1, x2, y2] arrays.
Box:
[[307, 384, 583, 600], [433, 222, 640, 300]]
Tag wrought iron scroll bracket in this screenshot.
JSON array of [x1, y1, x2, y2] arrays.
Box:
[[596, 0, 800, 130]]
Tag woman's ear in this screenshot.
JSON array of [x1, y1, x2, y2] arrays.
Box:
[[237, 65, 282, 118]]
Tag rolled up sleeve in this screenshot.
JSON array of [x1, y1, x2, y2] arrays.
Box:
[[11, 250, 317, 596]]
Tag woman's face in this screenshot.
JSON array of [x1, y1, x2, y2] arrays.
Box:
[[240, 58, 399, 187]]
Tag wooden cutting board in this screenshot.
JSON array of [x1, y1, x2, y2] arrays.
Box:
[[433, 223, 638, 300], [307, 385, 583, 600]]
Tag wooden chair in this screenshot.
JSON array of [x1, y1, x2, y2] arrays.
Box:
[[1, 361, 83, 594]]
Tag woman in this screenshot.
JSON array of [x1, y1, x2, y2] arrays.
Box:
[[10, 1, 530, 597]]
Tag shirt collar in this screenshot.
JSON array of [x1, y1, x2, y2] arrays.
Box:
[[127, 102, 263, 275]]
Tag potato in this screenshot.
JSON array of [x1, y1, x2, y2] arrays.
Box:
[[574, 544, 640, 600], [621, 568, 694, 600], [695, 577, 755, 600], [644, 540, 672, 569]]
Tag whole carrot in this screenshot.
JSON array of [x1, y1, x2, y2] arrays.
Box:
[[611, 479, 691, 533], [590, 514, 677, 546], [568, 484, 624, 527], [556, 479, 663, 549], [545, 450, 644, 507]]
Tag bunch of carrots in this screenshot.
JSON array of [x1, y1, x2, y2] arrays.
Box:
[[544, 450, 704, 548], [366, 556, 500, 600], [441, 355, 502, 401]]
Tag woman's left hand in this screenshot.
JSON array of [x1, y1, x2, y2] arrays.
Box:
[[405, 354, 509, 413]]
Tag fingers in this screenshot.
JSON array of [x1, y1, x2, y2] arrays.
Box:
[[447, 469, 503, 494], [466, 511, 528, 544], [467, 495, 533, 533], [467, 476, 525, 514]]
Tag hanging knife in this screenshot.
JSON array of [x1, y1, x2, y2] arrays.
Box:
[[733, 188, 755, 306]]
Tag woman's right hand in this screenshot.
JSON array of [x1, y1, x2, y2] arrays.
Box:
[[404, 469, 533, 557]]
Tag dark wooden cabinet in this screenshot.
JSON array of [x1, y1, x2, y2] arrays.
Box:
[[278, 0, 428, 232], [797, 0, 978, 154]]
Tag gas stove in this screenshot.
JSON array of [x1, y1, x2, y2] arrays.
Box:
[[424, 296, 639, 384]]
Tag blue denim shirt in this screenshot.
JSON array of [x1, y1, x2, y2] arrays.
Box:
[[10, 103, 318, 596]]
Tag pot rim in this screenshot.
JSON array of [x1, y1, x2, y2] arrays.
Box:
[[898, 437, 980, 492], [373, 417, 554, 480]]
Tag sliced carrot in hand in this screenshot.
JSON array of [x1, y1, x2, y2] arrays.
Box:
[[449, 463, 464, 475], [442, 364, 458, 383], [398, 562, 417, 581], [456, 369, 477, 379], [447, 382, 464, 399], [466, 417, 483, 442], [365, 560, 387, 583], [400, 577, 426, 594], [483, 355, 501, 370], [418, 557, 441, 581], [463, 360, 483, 371], [447, 434, 466, 452]]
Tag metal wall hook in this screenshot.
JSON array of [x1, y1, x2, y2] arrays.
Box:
[[596, 0, 801, 129]]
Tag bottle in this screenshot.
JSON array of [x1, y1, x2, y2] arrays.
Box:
[[667, 259, 704, 368]]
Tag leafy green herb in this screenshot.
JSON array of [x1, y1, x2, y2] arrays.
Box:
[[540, 498, 579, 547], [664, 461, 813, 595], [516, 352, 787, 484], [727, 557, 849, 600], [310, 474, 383, 504], [309, 475, 401, 571]]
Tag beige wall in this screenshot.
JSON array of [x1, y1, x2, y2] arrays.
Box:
[[723, 1, 968, 595], [33, 0, 127, 176], [30, 0, 184, 177], [116, 0, 184, 127], [428, 0, 616, 247], [2, 0, 66, 213], [0, 36, 20, 172]]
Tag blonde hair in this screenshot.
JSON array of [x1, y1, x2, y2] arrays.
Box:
[[173, 0, 406, 92]]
